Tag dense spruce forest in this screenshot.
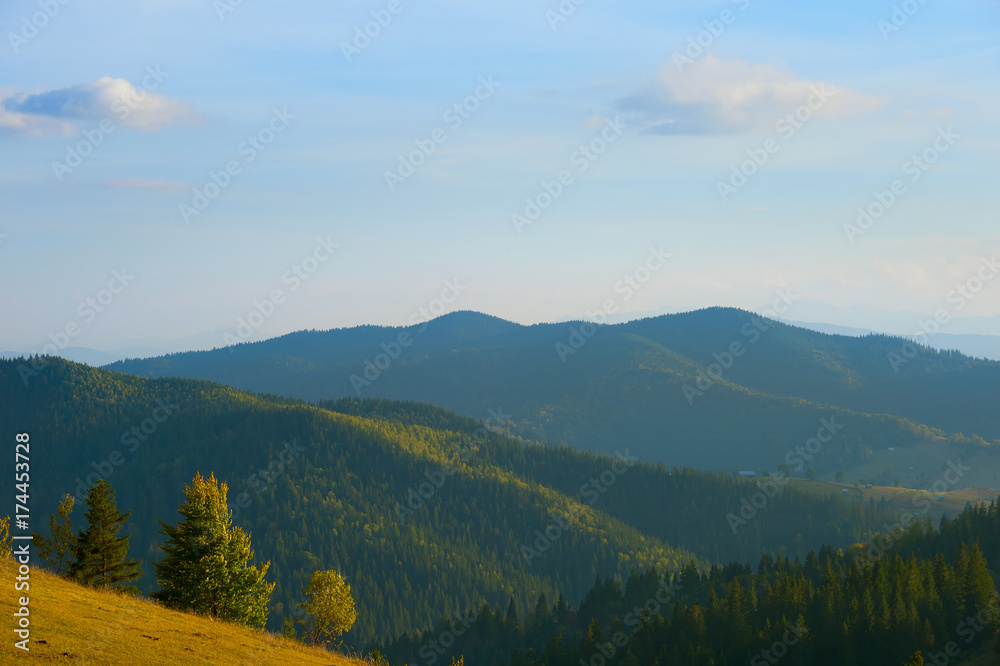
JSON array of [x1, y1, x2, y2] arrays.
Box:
[[105, 309, 1000, 471], [380, 503, 1000, 666], [3, 357, 904, 647]]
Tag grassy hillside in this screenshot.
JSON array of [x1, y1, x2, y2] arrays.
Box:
[[0, 558, 366, 665], [102, 309, 1000, 475]]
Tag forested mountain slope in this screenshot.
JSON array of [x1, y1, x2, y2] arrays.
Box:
[[103, 309, 1000, 472], [382, 509, 1000, 666], [2, 358, 899, 644]]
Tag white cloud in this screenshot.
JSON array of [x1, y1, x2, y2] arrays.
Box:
[[1, 76, 202, 137], [618, 55, 886, 135]]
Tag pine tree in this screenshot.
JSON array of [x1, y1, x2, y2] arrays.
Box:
[[505, 597, 519, 627], [35, 494, 76, 575], [69, 480, 141, 589], [152, 472, 274, 628], [963, 543, 996, 638]]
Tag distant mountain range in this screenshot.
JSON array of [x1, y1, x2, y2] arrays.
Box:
[[7, 304, 995, 364], [781, 319, 1000, 361], [104, 308, 1000, 474]]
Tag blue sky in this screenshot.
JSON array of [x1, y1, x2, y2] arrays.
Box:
[[1, 0, 998, 353]]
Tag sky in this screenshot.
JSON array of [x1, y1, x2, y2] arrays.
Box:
[[1, 0, 998, 354]]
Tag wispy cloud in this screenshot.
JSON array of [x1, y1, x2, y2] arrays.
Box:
[[1, 76, 202, 137], [618, 55, 886, 135]]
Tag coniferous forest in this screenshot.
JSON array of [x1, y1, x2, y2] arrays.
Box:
[[5, 349, 1000, 664]]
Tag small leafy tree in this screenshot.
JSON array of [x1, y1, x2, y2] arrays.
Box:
[[0, 516, 10, 559], [835, 471, 846, 483], [296, 569, 357, 646], [806, 468, 818, 481], [281, 616, 297, 640], [153, 472, 274, 628], [35, 494, 76, 575], [69, 480, 142, 589], [904, 651, 924, 665]]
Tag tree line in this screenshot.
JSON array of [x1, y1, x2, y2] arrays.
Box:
[[380, 500, 1000, 665], [24, 473, 356, 647]]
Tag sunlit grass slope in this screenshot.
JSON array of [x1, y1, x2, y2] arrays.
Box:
[[1, 558, 369, 665]]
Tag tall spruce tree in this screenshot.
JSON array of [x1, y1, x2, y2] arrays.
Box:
[[152, 472, 274, 628], [69, 480, 142, 588]]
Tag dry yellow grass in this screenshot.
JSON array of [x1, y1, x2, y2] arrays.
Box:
[[1, 558, 370, 664]]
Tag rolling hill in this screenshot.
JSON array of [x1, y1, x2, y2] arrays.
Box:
[[102, 308, 1000, 478], [1, 358, 899, 646]]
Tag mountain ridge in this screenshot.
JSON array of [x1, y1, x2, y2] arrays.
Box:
[[102, 307, 1000, 475]]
